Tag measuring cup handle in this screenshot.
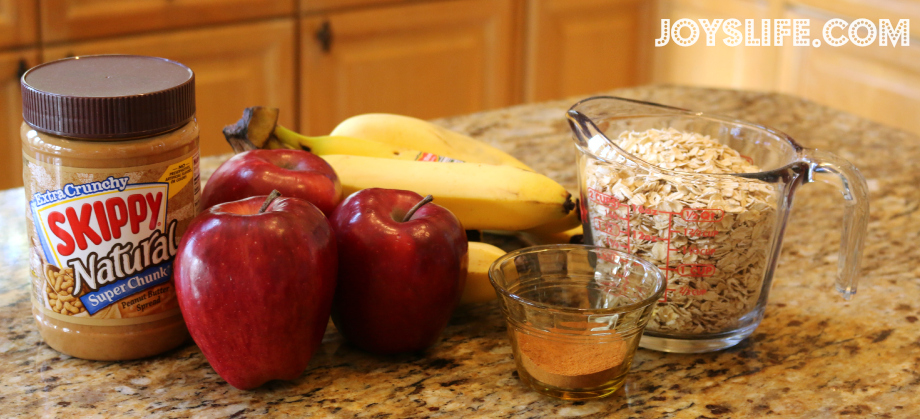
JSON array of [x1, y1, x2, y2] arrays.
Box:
[[801, 148, 869, 300]]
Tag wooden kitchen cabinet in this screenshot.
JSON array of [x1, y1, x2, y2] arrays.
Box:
[[40, 0, 295, 42], [787, 0, 920, 39], [778, 8, 920, 135], [300, 0, 518, 135], [652, 0, 777, 90], [523, 0, 653, 102], [42, 19, 297, 158], [0, 49, 39, 190], [652, 0, 920, 135], [0, 0, 38, 49], [0, 0, 661, 188], [300, 0, 405, 14]]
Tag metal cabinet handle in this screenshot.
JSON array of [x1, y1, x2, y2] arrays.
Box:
[[316, 20, 333, 53]]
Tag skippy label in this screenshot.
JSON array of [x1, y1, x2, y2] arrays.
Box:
[[26, 152, 200, 323], [31, 179, 176, 315]]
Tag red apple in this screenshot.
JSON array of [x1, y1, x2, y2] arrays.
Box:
[[174, 192, 337, 390], [329, 188, 468, 354], [201, 149, 342, 216]]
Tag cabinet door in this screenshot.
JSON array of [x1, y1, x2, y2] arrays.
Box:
[[0, 0, 38, 48], [1, 50, 39, 190], [40, 0, 294, 42], [524, 0, 653, 102], [301, 0, 516, 135], [778, 9, 920, 135], [651, 0, 777, 90], [787, 0, 920, 39], [43, 19, 297, 157]]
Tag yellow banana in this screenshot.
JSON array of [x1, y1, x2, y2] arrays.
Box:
[[330, 113, 533, 171], [274, 125, 464, 163], [520, 209, 584, 244], [460, 242, 506, 305], [321, 154, 575, 231], [522, 225, 584, 245]]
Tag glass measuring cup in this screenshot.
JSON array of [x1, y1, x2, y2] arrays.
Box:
[[568, 96, 869, 353]]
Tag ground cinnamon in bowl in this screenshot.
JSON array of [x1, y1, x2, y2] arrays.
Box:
[[489, 245, 666, 400], [515, 327, 628, 390]]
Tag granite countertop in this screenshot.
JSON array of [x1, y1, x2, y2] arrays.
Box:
[[3, 85, 918, 418]]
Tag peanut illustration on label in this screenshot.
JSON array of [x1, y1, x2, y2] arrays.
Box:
[[44, 266, 87, 315]]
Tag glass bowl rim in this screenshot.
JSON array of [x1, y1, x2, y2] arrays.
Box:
[[488, 244, 667, 315]]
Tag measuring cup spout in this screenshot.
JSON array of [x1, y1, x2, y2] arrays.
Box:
[[567, 96, 698, 161], [567, 108, 604, 150]]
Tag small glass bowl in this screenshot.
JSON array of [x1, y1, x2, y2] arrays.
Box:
[[489, 244, 666, 400]]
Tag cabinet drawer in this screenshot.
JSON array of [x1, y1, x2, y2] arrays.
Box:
[[1, 49, 40, 189], [43, 19, 297, 157], [40, 0, 295, 42], [300, 0, 517, 135], [0, 0, 38, 48]]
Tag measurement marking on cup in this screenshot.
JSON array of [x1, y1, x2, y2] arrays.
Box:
[[666, 208, 673, 285], [593, 219, 620, 236], [675, 228, 719, 238], [626, 196, 632, 252], [587, 188, 634, 220], [681, 208, 724, 222], [659, 287, 709, 303], [587, 192, 727, 289], [588, 188, 624, 210], [677, 264, 716, 277], [672, 246, 717, 256], [632, 230, 667, 242], [602, 237, 630, 251]]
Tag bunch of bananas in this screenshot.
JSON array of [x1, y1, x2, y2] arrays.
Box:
[[223, 107, 583, 304]]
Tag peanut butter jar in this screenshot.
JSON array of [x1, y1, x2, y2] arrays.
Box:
[[20, 55, 201, 360]]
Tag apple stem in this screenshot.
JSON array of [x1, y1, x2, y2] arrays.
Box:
[[259, 190, 282, 214], [402, 195, 434, 222]]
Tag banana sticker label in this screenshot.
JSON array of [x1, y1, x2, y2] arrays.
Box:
[[414, 152, 464, 163]]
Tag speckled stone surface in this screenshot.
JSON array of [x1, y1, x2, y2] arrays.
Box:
[[2, 86, 918, 418]]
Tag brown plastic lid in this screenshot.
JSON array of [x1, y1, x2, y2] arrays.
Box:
[[21, 55, 196, 139]]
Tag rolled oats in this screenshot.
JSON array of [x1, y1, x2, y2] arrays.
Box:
[[585, 128, 777, 334]]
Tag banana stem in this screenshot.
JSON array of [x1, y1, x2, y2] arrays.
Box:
[[272, 125, 305, 149], [274, 124, 337, 152], [403, 195, 434, 222], [259, 190, 282, 214]]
